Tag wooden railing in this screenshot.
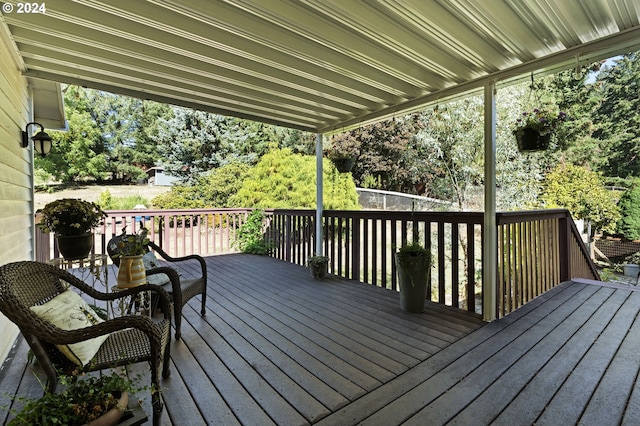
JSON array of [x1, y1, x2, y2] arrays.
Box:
[[37, 208, 252, 260], [36, 208, 598, 318], [269, 208, 599, 318], [268, 210, 485, 313], [496, 210, 599, 317]]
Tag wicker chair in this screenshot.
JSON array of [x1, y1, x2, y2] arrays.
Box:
[[0, 261, 171, 426], [107, 235, 207, 340]]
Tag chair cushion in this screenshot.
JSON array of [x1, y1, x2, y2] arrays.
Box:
[[30, 289, 109, 366], [142, 252, 171, 286]]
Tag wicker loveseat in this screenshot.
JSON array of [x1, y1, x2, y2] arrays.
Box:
[[0, 261, 171, 426]]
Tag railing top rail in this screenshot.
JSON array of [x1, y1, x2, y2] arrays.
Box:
[[271, 208, 485, 222], [497, 209, 570, 224], [104, 208, 252, 214]]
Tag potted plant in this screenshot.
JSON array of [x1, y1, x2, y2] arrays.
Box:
[[622, 251, 640, 279], [395, 241, 431, 313], [113, 227, 150, 288], [36, 198, 107, 260], [7, 371, 147, 426], [307, 255, 330, 279], [512, 107, 570, 152]]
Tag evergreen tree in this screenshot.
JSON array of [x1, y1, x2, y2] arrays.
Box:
[[229, 148, 359, 209], [616, 179, 640, 240], [156, 109, 233, 183], [594, 52, 640, 178]]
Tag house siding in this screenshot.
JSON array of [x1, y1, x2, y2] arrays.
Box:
[[0, 24, 33, 364]]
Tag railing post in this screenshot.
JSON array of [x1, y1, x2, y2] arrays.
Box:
[[483, 82, 497, 321], [315, 133, 324, 256], [559, 215, 570, 282]]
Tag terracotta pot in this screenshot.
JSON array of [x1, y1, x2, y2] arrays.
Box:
[[56, 233, 93, 260], [116, 255, 146, 288], [84, 391, 128, 426]]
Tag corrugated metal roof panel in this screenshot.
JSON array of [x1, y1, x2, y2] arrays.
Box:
[[2, 0, 639, 132]]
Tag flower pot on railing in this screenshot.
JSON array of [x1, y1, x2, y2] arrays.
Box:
[[56, 232, 94, 260]]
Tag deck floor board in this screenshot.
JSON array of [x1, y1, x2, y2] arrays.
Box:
[[5, 254, 640, 425]]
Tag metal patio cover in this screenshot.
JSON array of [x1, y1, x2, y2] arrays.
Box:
[[2, 0, 640, 133]]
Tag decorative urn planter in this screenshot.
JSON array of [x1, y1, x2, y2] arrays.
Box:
[[116, 255, 146, 288], [515, 127, 551, 152], [56, 232, 94, 260]]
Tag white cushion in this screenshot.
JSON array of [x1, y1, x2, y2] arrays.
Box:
[[30, 289, 109, 366], [142, 252, 171, 286]]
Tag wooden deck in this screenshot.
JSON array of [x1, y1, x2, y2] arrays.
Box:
[[2, 255, 640, 425]]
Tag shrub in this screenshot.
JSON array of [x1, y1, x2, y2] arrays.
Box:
[[229, 148, 360, 209], [539, 163, 619, 235], [233, 210, 271, 254]]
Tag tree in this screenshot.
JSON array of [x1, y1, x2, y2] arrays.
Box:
[[37, 88, 108, 182], [332, 116, 428, 194], [229, 148, 360, 209], [156, 109, 233, 183], [616, 179, 640, 240], [35, 86, 172, 183], [417, 99, 484, 209], [538, 163, 619, 234], [594, 52, 640, 178]]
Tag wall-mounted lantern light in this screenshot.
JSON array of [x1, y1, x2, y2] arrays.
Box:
[[21, 122, 53, 157]]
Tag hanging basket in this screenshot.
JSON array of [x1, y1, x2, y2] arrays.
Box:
[[515, 127, 551, 152], [332, 157, 356, 173], [56, 233, 94, 260]]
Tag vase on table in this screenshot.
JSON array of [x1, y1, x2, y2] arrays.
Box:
[[116, 255, 146, 288], [56, 233, 94, 260]]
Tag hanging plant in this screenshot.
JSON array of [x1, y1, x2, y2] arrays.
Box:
[[512, 107, 570, 152], [325, 133, 360, 172]]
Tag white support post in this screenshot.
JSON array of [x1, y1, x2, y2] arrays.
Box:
[[483, 83, 497, 321], [315, 133, 324, 256]]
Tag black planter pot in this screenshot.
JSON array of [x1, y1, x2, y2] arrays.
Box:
[[395, 252, 430, 313], [56, 233, 93, 260], [332, 157, 356, 173], [309, 260, 329, 279], [515, 127, 551, 152]]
